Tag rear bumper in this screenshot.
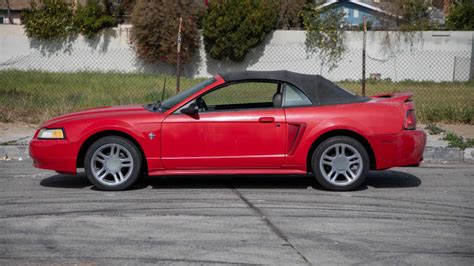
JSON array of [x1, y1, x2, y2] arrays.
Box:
[[29, 139, 77, 174], [373, 129, 427, 170]]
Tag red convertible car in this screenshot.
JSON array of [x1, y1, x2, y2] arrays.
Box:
[[30, 71, 426, 191]]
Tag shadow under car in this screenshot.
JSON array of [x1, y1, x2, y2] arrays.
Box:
[[40, 169, 421, 191]]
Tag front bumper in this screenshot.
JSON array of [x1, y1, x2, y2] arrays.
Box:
[[373, 129, 427, 170], [29, 139, 77, 174]]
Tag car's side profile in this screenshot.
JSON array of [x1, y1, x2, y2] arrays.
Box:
[[30, 71, 426, 191]]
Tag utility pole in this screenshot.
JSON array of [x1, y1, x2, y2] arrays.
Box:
[[362, 16, 367, 96], [176, 17, 183, 93]]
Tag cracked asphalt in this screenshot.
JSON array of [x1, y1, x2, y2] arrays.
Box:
[[0, 161, 473, 265]]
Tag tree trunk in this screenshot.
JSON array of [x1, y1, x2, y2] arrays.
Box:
[[5, 0, 14, 24], [443, 0, 452, 16]]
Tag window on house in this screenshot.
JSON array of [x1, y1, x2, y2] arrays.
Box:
[[343, 8, 349, 18], [353, 9, 359, 18]]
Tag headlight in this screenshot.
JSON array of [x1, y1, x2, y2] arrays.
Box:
[[38, 128, 65, 139]]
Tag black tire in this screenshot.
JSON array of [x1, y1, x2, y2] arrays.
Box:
[[84, 136, 142, 191], [311, 136, 369, 191]]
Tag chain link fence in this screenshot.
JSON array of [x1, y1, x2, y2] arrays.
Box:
[[1, 46, 473, 124]]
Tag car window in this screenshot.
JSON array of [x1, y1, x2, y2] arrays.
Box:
[[201, 82, 279, 111], [283, 83, 312, 107], [161, 78, 215, 110]]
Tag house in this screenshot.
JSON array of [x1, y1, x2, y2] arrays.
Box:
[[0, 0, 30, 24], [0, 0, 79, 24], [316, 0, 398, 29], [0, 0, 185, 25], [0, 0, 121, 25]]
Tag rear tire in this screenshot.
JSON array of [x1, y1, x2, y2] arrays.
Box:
[[311, 136, 369, 191], [84, 136, 142, 191]]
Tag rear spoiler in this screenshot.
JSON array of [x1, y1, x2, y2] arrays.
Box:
[[370, 92, 413, 102]]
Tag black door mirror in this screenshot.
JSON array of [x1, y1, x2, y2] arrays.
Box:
[[180, 102, 199, 115]]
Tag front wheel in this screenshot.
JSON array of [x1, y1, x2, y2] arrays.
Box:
[[84, 136, 142, 191], [311, 136, 369, 191]]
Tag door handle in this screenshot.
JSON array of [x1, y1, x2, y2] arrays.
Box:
[[259, 117, 275, 123]]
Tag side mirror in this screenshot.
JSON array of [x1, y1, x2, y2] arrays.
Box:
[[180, 102, 199, 115]]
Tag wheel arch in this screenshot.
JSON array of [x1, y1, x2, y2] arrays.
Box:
[[76, 130, 148, 174], [306, 129, 376, 173]]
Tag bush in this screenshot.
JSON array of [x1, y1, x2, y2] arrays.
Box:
[[442, 132, 474, 150], [22, 0, 75, 40], [303, 5, 346, 70], [277, 0, 308, 29], [131, 0, 199, 64], [73, 0, 117, 39], [446, 0, 474, 30], [399, 0, 431, 30], [424, 123, 445, 135], [203, 0, 278, 62]]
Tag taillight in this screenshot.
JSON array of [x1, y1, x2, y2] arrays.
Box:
[[404, 110, 417, 130]]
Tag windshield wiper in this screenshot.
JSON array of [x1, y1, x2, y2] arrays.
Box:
[[145, 78, 168, 112], [154, 100, 162, 109], [145, 101, 162, 112]]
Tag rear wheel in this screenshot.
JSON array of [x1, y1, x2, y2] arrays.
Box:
[[84, 136, 142, 191], [311, 136, 369, 191]]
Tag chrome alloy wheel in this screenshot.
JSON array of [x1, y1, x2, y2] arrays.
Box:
[[91, 143, 134, 186], [319, 143, 363, 186]]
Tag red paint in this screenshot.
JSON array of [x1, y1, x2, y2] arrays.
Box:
[[161, 108, 286, 169], [30, 75, 426, 177]]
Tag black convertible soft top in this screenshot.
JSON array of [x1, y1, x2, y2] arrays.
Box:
[[221, 70, 369, 106]]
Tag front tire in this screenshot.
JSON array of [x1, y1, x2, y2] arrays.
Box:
[[84, 136, 142, 191], [311, 136, 369, 191]]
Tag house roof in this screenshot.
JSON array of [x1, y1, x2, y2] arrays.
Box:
[[0, 0, 85, 11], [316, 0, 397, 18], [0, 0, 32, 10]]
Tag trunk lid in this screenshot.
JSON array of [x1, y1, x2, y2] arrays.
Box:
[[370, 92, 417, 130]]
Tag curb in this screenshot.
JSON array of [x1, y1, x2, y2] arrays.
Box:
[[464, 148, 474, 161], [1, 145, 473, 163], [423, 147, 474, 162], [423, 147, 473, 162], [423, 147, 463, 162], [0, 145, 30, 161]]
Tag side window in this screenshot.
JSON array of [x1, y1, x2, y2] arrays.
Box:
[[283, 83, 312, 107], [201, 82, 279, 111]]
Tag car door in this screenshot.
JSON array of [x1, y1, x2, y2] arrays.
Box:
[[161, 81, 287, 169]]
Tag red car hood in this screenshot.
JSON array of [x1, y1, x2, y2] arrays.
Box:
[[42, 105, 149, 127]]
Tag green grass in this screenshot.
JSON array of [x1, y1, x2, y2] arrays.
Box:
[[442, 132, 474, 149], [0, 70, 473, 124], [338, 80, 474, 124], [424, 123, 445, 135], [0, 70, 204, 123]]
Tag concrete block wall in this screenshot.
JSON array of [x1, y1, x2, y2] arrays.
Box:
[[0, 25, 472, 81]]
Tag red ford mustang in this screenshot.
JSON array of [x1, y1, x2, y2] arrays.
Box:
[[30, 71, 426, 191]]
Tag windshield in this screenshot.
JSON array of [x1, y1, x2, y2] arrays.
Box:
[[160, 78, 216, 110]]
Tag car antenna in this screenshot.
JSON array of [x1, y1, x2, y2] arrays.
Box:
[[161, 77, 167, 102]]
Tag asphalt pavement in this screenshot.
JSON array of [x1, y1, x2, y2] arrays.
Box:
[[0, 161, 473, 265]]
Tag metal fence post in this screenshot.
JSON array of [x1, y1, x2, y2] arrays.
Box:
[[453, 56, 457, 82], [176, 17, 183, 93], [470, 32, 474, 81], [362, 16, 367, 96]]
